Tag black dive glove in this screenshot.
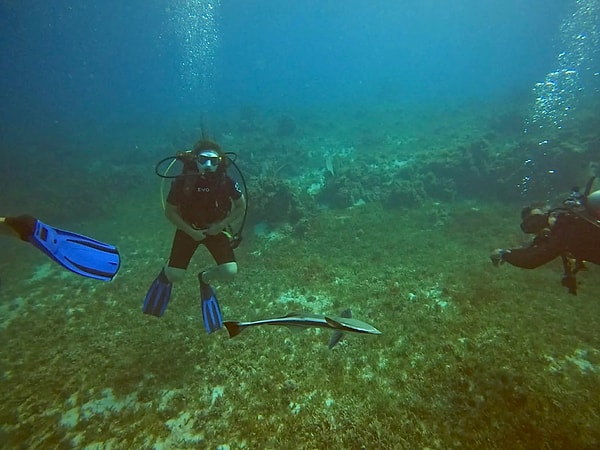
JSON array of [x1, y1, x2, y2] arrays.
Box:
[[490, 249, 510, 267]]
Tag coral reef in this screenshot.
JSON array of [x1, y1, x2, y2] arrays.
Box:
[[249, 176, 308, 226], [2, 99, 600, 448]]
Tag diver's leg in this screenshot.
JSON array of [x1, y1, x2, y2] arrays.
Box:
[[201, 261, 238, 284], [0, 215, 35, 239], [142, 230, 199, 316], [163, 266, 187, 283], [199, 233, 235, 333], [201, 232, 237, 284], [164, 228, 201, 280]]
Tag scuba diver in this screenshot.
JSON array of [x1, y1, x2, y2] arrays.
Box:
[[491, 177, 600, 294], [142, 138, 247, 334], [0, 214, 120, 281]]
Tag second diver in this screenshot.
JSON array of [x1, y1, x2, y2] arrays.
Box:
[[491, 178, 600, 295]]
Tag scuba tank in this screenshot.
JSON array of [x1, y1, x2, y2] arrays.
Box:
[[561, 176, 600, 227]]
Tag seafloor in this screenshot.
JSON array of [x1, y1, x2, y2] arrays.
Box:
[[1, 101, 600, 449]]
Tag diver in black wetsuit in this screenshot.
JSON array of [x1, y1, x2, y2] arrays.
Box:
[[491, 180, 600, 295], [142, 138, 247, 332]]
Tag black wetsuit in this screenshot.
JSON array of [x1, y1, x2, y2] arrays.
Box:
[[166, 172, 243, 269], [504, 210, 600, 269]]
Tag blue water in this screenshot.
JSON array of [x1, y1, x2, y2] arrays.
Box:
[[218, 0, 566, 107], [0, 0, 570, 135]]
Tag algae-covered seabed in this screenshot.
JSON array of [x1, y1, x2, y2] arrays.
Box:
[[2, 197, 600, 449], [0, 203, 600, 448]]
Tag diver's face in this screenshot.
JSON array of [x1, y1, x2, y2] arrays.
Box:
[[197, 150, 220, 173]]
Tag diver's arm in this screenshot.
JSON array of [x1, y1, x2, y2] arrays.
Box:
[[206, 195, 246, 235], [501, 242, 560, 269], [164, 203, 205, 240], [225, 195, 246, 228]]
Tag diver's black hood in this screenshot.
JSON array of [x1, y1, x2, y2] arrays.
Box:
[[520, 211, 549, 234]]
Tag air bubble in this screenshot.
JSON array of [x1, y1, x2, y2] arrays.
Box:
[[169, 1, 221, 99]]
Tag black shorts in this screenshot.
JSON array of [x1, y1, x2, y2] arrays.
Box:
[[168, 229, 235, 269]]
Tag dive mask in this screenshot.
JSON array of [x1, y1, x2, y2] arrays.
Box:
[[197, 150, 221, 172]]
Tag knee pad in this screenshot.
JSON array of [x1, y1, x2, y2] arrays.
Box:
[[204, 262, 237, 284], [164, 266, 186, 283], [219, 262, 238, 281]]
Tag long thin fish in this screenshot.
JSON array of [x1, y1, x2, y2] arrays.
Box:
[[223, 311, 382, 345]]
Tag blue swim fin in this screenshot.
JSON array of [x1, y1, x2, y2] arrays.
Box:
[[142, 269, 172, 317], [199, 273, 223, 334], [28, 218, 120, 281]]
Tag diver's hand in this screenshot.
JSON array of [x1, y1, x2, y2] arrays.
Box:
[[206, 222, 225, 236], [186, 227, 207, 242], [491, 248, 509, 267]]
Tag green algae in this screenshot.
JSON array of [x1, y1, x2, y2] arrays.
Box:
[[1, 199, 600, 448], [1, 99, 600, 448]]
